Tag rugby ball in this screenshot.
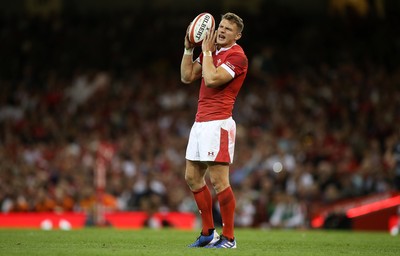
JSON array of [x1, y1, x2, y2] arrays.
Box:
[[188, 13, 215, 45]]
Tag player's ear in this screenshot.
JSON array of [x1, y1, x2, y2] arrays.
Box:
[[235, 32, 242, 41]]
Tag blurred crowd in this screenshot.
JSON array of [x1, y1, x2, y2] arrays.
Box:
[[0, 5, 399, 229]]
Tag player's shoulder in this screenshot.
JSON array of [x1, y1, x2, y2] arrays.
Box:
[[227, 44, 248, 65], [229, 44, 247, 57]]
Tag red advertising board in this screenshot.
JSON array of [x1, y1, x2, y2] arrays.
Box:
[[0, 212, 196, 230]]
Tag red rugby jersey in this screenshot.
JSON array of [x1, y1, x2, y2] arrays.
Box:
[[196, 44, 248, 122]]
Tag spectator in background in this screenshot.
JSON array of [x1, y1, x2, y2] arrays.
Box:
[[269, 192, 306, 229], [64, 71, 110, 114], [385, 131, 400, 190]]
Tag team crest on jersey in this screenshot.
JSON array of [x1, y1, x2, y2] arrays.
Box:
[[217, 59, 222, 66]]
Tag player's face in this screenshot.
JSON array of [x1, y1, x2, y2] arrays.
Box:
[[216, 19, 241, 48]]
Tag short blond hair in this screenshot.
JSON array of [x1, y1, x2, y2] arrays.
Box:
[[221, 12, 244, 33]]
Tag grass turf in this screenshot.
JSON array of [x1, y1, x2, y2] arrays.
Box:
[[0, 228, 399, 255]]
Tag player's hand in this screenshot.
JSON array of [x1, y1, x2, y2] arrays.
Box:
[[202, 29, 217, 52], [184, 23, 196, 50]]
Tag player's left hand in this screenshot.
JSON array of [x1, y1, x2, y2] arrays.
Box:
[[202, 29, 217, 52], [184, 23, 196, 50]]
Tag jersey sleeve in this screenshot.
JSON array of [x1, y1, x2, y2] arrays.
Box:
[[220, 52, 248, 78]]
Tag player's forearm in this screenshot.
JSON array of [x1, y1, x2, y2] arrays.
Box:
[[180, 54, 195, 84], [202, 53, 219, 87]]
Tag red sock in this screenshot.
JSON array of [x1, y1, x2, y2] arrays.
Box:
[[192, 185, 214, 235], [217, 186, 236, 240]]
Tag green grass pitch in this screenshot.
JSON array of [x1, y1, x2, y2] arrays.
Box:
[[0, 228, 399, 255]]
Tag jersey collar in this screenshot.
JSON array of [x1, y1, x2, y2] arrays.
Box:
[[216, 43, 237, 55]]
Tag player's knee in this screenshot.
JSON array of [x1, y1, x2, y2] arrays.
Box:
[[184, 172, 192, 184], [210, 180, 229, 194], [184, 172, 199, 188]]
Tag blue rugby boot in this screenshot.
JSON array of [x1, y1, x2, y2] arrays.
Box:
[[205, 235, 237, 249], [188, 229, 220, 247]]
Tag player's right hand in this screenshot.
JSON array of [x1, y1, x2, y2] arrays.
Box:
[[201, 29, 216, 53]]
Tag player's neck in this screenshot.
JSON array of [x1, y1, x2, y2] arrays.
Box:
[[216, 43, 236, 51]]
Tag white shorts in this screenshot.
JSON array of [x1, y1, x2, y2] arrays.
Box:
[[185, 117, 236, 163]]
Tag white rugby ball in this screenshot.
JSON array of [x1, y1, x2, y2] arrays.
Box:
[[188, 13, 215, 45]]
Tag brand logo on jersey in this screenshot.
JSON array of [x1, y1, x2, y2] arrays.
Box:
[[226, 61, 235, 70], [217, 59, 222, 66], [208, 152, 214, 156]]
